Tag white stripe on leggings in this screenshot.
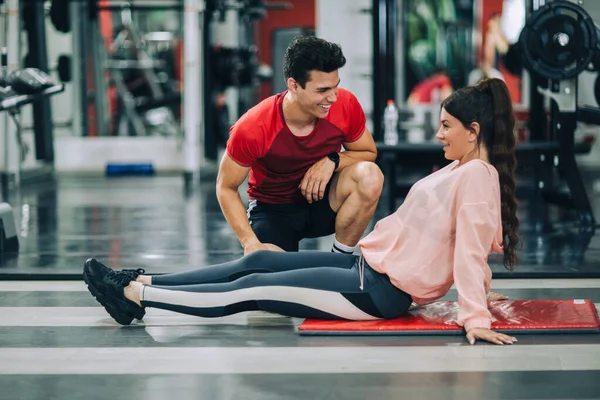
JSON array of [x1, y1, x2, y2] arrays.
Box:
[[141, 285, 380, 321]]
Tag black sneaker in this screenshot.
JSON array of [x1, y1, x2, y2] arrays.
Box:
[[83, 258, 146, 322]]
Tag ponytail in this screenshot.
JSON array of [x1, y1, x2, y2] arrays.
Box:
[[442, 78, 520, 270], [478, 78, 520, 270]]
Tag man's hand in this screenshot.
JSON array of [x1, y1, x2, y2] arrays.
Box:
[[466, 328, 517, 345], [264, 243, 285, 252], [299, 156, 336, 203], [243, 240, 270, 255], [243, 240, 286, 255]]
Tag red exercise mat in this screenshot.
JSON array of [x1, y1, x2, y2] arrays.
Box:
[[297, 299, 600, 335]]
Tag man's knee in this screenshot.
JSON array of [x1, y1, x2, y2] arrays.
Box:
[[352, 161, 384, 202]]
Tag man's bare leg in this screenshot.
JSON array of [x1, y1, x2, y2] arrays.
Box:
[[328, 161, 384, 252]]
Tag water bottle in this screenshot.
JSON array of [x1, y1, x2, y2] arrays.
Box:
[[383, 99, 399, 145]]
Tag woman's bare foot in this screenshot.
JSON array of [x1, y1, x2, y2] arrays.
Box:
[[124, 281, 144, 306]]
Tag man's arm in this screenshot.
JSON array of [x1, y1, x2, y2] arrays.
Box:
[[298, 128, 378, 203], [336, 127, 378, 171], [216, 154, 266, 253]]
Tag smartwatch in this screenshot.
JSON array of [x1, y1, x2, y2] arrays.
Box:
[[327, 152, 340, 170]]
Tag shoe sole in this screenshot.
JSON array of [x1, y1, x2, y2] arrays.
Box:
[[83, 260, 145, 321], [83, 263, 144, 325]]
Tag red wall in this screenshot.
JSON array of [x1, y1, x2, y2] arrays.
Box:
[[255, 0, 316, 101]]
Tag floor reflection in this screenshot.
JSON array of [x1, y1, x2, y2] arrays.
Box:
[[1, 174, 600, 278]]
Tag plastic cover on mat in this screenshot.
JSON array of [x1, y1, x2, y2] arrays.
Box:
[[297, 299, 600, 334]]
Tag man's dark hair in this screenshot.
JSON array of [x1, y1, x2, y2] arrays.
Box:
[[283, 35, 346, 88]]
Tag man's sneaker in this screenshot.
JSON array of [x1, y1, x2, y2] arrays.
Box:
[[83, 258, 146, 321]]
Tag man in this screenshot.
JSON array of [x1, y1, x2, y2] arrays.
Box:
[[216, 35, 383, 254]]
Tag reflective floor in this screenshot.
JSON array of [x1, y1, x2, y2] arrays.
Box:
[[0, 174, 600, 399], [3, 169, 600, 278]]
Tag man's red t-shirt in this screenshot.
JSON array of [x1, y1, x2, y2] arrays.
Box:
[[226, 88, 366, 204]]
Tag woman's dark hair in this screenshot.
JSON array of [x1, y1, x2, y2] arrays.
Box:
[[283, 35, 346, 88], [441, 78, 520, 270]]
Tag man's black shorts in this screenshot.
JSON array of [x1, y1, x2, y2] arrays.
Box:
[[247, 187, 337, 252]]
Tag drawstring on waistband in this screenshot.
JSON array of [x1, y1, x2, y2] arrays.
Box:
[[358, 255, 365, 291]]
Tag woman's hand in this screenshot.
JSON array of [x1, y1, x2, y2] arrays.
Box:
[[466, 328, 517, 345], [488, 292, 509, 301]]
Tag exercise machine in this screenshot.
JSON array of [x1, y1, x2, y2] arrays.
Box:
[[516, 0, 600, 228], [0, 49, 66, 187], [1, 0, 69, 190], [101, 4, 182, 138]]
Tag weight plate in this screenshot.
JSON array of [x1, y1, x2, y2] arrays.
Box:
[[519, 0, 598, 80]]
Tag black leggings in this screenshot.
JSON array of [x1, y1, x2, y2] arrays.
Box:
[[142, 251, 412, 320]]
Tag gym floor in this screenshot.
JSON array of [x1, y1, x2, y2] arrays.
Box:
[[1, 173, 600, 399]]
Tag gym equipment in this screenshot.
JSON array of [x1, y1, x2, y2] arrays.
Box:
[[517, 1, 600, 227], [6, 68, 54, 94], [211, 45, 262, 89], [0, 83, 65, 164], [201, 0, 286, 159], [0, 48, 65, 166], [103, 6, 182, 137], [298, 299, 600, 336], [377, 0, 600, 229], [519, 0, 599, 81], [56, 55, 71, 83], [372, 0, 397, 142], [0, 202, 18, 254], [20, 0, 55, 164], [49, 0, 70, 33]]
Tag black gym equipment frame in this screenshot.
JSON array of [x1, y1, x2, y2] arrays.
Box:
[[372, 0, 397, 143], [20, 0, 55, 163], [516, 0, 600, 229], [535, 79, 598, 228]]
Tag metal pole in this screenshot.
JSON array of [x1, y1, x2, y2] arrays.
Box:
[[183, 0, 204, 186], [77, 0, 90, 137], [396, 0, 405, 108], [70, 1, 83, 137], [528, 0, 548, 141], [372, 0, 382, 142], [203, 7, 215, 160], [23, 0, 54, 162], [0, 1, 6, 186], [2, 0, 20, 187], [385, 0, 396, 104], [372, 0, 396, 142], [90, 14, 109, 137]]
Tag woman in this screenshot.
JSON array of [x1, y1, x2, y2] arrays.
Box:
[[83, 78, 520, 346]]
